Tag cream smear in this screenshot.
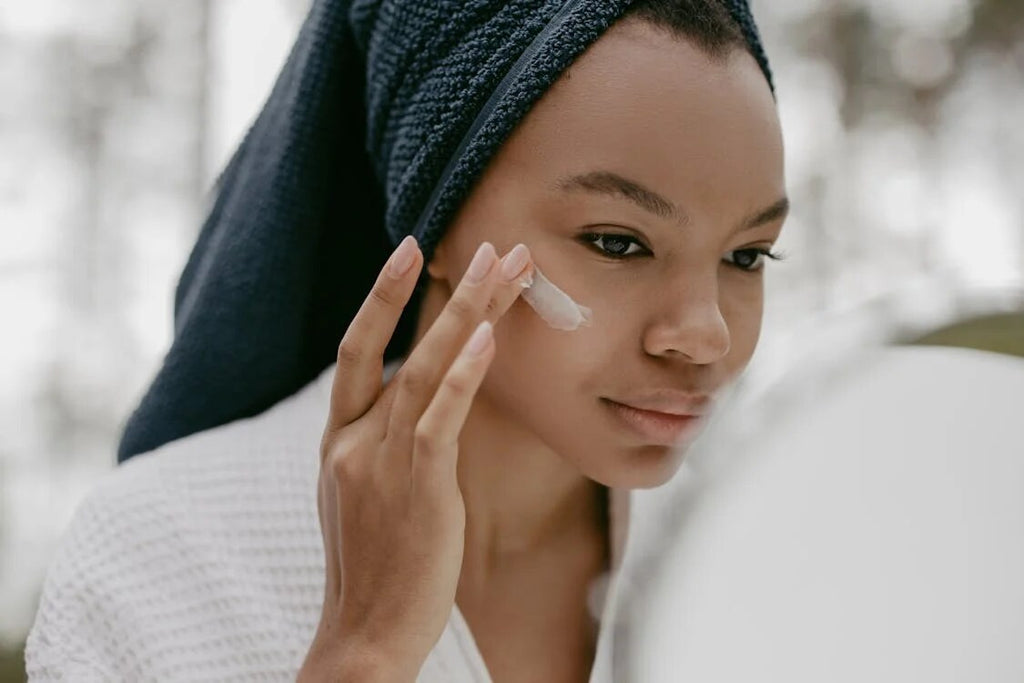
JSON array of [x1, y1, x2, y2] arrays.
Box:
[[518, 265, 592, 331]]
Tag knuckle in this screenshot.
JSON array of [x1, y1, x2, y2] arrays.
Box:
[[446, 293, 477, 321], [442, 372, 472, 396], [399, 367, 430, 396], [328, 448, 361, 484], [336, 337, 363, 366], [321, 433, 362, 478], [369, 282, 397, 309], [413, 423, 437, 453]]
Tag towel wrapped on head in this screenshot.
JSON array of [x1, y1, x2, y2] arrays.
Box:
[[118, 0, 773, 462]]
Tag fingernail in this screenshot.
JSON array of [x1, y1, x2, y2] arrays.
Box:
[[465, 242, 496, 283], [388, 235, 418, 278], [465, 320, 492, 356], [500, 243, 530, 282]]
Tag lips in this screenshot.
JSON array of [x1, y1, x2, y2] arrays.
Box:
[[610, 391, 713, 417], [602, 398, 706, 446]]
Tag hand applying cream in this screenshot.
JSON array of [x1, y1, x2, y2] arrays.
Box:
[[517, 264, 593, 331]]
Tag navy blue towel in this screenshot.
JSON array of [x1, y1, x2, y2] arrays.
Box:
[[117, 0, 773, 462]]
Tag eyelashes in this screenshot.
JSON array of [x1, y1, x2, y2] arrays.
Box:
[[578, 231, 786, 273], [579, 232, 647, 258], [722, 246, 786, 272]]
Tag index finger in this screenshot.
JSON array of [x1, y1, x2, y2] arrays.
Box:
[[384, 242, 531, 447], [326, 235, 422, 434]]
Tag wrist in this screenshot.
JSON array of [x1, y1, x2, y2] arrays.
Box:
[[299, 632, 422, 683], [323, 651, 410, 682]]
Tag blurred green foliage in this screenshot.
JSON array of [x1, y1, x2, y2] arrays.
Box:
[[971, 0, 1024, 48], [909, 311, 1024, 358], [0, 642, 24, 683]]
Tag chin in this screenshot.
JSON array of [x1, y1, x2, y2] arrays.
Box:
[[582, 442, 689, 490]]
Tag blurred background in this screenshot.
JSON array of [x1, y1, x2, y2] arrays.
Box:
[[1, 0, 1022, 677]]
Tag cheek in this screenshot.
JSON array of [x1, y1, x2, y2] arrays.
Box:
[[482, 291, 624, 426], [720, 276, 765, 367], [489, 293, 608, 388], [482, 316, 657, 486], [477, 276, 743, 488]]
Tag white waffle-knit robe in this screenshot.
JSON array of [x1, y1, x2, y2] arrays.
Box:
[[26, 359, 633, 682]]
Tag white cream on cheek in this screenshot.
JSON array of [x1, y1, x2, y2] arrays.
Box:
[[517, 264, 592, 331]]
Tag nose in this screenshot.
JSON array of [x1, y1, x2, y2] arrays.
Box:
[[642, 279, 731, 364]]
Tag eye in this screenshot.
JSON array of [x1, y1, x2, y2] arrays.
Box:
[[723, 247, 785, 273], [579, 232, 649, 259]]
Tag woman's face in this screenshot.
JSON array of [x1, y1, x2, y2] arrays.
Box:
[[427, 18, 786, 488]]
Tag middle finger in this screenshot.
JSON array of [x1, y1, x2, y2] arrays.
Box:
[[384, 241, 528, 449]]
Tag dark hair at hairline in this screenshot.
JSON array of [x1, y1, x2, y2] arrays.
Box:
[[623, 0, 750, 61]]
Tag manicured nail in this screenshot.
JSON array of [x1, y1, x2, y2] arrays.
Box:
[[388, 235, 418, 278], [500, 243, 530, 282], [465, 242, 496, 283], [465, 320, 492, 356]]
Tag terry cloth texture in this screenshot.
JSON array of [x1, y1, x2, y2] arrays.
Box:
[[117, 0, 773, 462], [28, 359, 635, 682]]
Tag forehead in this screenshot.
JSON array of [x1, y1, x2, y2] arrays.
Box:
[[497, 19, 784, 216]]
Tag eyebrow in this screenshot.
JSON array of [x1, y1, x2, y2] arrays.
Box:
[[554, 170, 789, 233]]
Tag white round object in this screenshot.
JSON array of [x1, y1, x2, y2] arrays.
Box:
[[628, 346, 1024, 682]]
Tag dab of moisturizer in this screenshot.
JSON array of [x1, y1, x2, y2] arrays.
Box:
[[518, 265, 593, 331]]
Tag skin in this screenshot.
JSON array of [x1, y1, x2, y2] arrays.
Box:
[[399, 17, 787, 681], [425, 17, 784, 587], [302, 16, 786, 683]]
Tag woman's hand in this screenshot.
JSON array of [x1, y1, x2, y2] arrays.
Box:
[[298, 236, 534, 682]]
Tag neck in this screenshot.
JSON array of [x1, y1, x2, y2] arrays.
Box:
[[405, 281, 610, 596], [454, 391, 609, 592]]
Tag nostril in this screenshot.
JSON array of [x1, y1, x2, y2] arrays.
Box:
[[643, 302, 731, 363]]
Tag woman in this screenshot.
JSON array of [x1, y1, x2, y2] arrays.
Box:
[[27, 0, 786, 680]]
